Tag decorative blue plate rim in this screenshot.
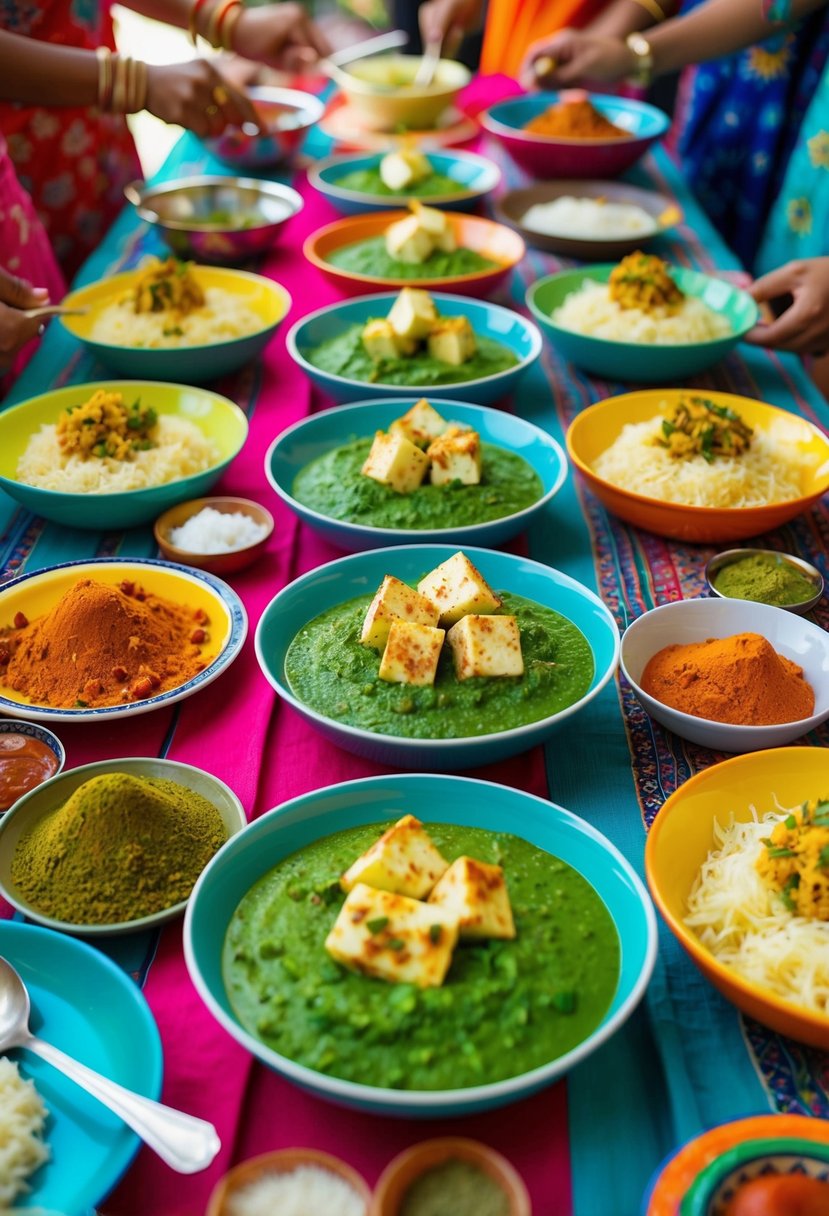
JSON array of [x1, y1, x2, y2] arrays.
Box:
[[308, 148, 502, 206], [0, 918, 163, 1211], [253, 542, 620, 751], [263, 396, 568, 541], [482, 91, 671, 145], [184, 771, 658, 1107], [0, 556, 248, 723]]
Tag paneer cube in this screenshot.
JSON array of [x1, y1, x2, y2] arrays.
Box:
[[427, 316, 477, 365], [390, 398, 448, 448], [362, 319, 416, 362], [446, 614, 524, 680], [417, 552, 502, 627], [428, 856, 516, 939], [379, 149, 432, 191], [385, 214, 434, 264], [427, 427, 482, 486], [341, 813, 450, 898], [388, 288, 438, 341], [410, 201, 457, 253], [361, 430, 430, 495], [379, 620, 445, 686], [360, 574, 439, 651], [325, 883, 459, 988]]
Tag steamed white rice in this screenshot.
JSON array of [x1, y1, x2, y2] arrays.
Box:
[[553, 279, 732, 344], [0, 1058, 49, 1207], [17, 415, 218, 494], [90, 286, 263, 349]]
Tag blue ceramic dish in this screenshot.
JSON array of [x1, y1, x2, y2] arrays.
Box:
[[286, 293, 543, 405], [254, 543, 619, 768], [0, 919, 163, 1212], [0, 720, 65, 805], [265, 397, 568, 551], [184, 772, 657, 1117], [308, 149, 502, 215], [527, 265, 759, 383]]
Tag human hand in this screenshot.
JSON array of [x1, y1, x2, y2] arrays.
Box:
[[232, 2, 331, 71], [145, 59, 258, 139], [746, 258, 829, 355], [0, 269, 50, 373], [519, 29, 637, 89], [419, 0, 485, 57]]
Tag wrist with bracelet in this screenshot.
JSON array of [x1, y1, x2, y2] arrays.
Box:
[[189, 0, 244, 52], [625, 31, 655, 85], [96, 47, 149, 113]]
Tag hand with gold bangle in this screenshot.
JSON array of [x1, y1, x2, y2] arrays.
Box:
[[193, 0, 331, 69]]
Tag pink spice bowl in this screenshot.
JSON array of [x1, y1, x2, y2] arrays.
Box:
[[206, 1147, 372, 1216], [371, 1137, 531, 1216]]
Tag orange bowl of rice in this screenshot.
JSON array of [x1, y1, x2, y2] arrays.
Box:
[[566, 389, 829, 543], [645, 746, 829, 1049]]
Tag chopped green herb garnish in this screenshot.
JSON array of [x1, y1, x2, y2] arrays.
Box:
[[367, 916, 389, 935], [386, 937, 405, 951], [429, 924, 442, 944], [766, 846, 797, 858], [819, 844, 829, 870], [553, 990, 576, 1014], [785, 814, 798, 829], [780, 872, 801, 912]]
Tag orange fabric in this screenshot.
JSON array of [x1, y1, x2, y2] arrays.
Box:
[[481, 0, 609, 79]]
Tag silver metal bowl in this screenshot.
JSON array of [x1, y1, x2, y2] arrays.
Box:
[[705, 547, 824, 616], [203, 86, 325, 170], [126, 175, 304, 265]]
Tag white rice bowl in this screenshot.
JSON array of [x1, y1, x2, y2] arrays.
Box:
[[90, 286, 263, 349], [553, 279, 732, 345]]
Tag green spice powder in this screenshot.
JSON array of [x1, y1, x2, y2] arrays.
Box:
[[399, 1160, 510, 1216], [712, 553, 817, 607], [11, 772, 227, 924]]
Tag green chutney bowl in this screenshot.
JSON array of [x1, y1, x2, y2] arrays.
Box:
[[0, 380, 248, 530], [0, 756, 247, 936], [526, 265, 759, 383]]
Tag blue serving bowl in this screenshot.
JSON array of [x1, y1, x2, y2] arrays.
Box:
[[265, 397, 568, 551], [527, 265, 759, 383], [308, 149, 502, 215], [254, 543, 619, 768], [184, 772, 657, 1117], [287, 293, 543, 405]]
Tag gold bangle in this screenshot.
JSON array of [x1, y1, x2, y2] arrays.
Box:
[[189, 0, 214, 47], [629, 0, 668, 22], [207, 0, 241, 49], [96, 46, 113, 110], [134, 59, 149, 112], [111, 55, 126, 113], [220, 2, 243, 52]]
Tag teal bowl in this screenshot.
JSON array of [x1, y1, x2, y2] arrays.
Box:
[[0, 380, 248, 530], [265, 397, 567, 551], [184, 772, 657, 1117], [254, 543, 619, 769], [287, 293, 543, 405], [680, 1137, 829, 1216], [308, 149, 502, 215], [527, 265, 759, 382]]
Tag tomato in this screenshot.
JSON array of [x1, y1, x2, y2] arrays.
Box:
[[728, 1174, 829, 1216]]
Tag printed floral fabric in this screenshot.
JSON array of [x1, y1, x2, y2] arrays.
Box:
[[673, 0, 829, 269], [0, 0, 141, 278]]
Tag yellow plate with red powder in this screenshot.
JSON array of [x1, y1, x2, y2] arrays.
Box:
[[0, 558, 247, 723]]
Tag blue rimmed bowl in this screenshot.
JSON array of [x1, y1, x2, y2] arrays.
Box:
[[308, 149, 502, 215], [254, 543, 619, 769], [0, 719, 65, 811], [184, 772, 657, 1117], [265, 397, 568, 551], [481, 91, 670, 179], [527, 265, 759, 382], [286, 293, 543, 405]]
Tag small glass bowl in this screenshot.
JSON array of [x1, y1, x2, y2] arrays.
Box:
[[705, 548, 823, 616]]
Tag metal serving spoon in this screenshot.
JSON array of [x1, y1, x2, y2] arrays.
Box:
[[414, 38, 443, 88], [0, 955, 221, 1175], [22, 305, 88, 320]]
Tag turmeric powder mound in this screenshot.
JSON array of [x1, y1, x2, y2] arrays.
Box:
[[0, 577, 211, 709], [640, 631, 815, 726], [524, 98, 630, 140]]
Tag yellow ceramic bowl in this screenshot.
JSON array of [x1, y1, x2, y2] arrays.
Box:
[[0, 380, 248, 530], [335, 54, 471, 132], [0, 557, 247, 723], [60, 266, 291, 383], [645, 746, 829, 1049], [566, 389, 829, 543]]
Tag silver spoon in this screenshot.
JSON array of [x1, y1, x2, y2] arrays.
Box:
[[0, 955, 221, 1175], [22, 305, 88, 320], [414, 38, 442, 88]]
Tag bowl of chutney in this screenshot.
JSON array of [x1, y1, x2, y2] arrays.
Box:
[[184, 773, 657, 1117], [0, 720, 64, 813], [706, 548, 823, 616]]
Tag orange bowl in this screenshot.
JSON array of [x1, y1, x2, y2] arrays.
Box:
[[645, 747, 829, 1051], [303, 211, 525, 297], [566, 389, 829, 543], [207, 1148, 371, 1216]]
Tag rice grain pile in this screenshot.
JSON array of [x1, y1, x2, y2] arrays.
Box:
[[90, 287, 263, 349], [227, 1165, 366, 1216], [17, 415, 217, 494], [553, 279, 732, 344], [0, 1058, 49, 1206]]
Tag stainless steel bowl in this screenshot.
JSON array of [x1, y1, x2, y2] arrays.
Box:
[[705, 547, 824, 616], [126, 175, 304, 265], [203, 86, 325, 170]]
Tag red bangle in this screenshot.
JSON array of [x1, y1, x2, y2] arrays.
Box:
[[210, 0, 241, 49], [188, 0, 213, 46]]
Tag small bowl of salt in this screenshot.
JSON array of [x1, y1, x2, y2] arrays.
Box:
[[206, 1147, 371, 1216], [154, 496, 274, 576]]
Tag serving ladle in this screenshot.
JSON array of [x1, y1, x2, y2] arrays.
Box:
[[0, 955, 221, 1174]]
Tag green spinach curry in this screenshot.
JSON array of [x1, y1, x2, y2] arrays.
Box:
[[224, 821, 620, 1090], [334, 166, 468, 198], [326, 236, 498, 281]]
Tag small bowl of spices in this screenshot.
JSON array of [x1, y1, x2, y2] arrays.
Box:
[[0, 756, 246, 935], [0, 720, 64, 813], [372, 1138, 530, 1216], [154, 496, 274, 576], [706, 548, 823, 616], [206, 1147, 371, 1216]]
